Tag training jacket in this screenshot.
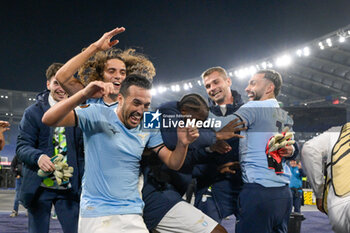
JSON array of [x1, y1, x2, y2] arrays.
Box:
[[16, 90, 84, 208]]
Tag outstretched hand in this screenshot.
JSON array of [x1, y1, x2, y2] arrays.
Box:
[[218, 161, 240, 174], [92, 27, 126, 51], [177, 126, 199, 146], [210, 140, 232, 154], [82, 81, 117, 99], [267, 126, 295, 157], [216, 118, 246, 141]]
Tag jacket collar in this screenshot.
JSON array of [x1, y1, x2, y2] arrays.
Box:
[[208, 89, 244, 116]]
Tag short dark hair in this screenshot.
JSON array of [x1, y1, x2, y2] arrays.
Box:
[[256, 69, 283, 96], [178, 93, 209, 112], [46, 63, 64, 80], [119, 74, 152, 97]]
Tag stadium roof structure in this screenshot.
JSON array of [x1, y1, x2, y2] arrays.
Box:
[[151, 23, 350, 110]]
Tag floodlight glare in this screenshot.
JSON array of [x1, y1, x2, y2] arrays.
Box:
[[326, 38, 332, 47], [184, 83, 189, 90], [235, 69, 245, 79], [339, 36, 346, 43], [249, 66, 257, 75], [188, 82, 193, 88], [296, 49, 302, 57], [318, 42, 324, 50], [171, 85, 176, 92], [197, 80, 202, 86], [261, 62, 267, 69], [275, 55, 292, 67], [151, 88, 157, 96], [158, 86, 167, 94], [303, 47, 310, 56]]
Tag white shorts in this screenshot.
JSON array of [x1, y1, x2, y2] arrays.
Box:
[[152, 201, 218, 233], [328, 186, 350, 233], [78, 214, 148, 233]]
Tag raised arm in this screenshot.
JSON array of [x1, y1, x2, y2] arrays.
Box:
[[42, 81, 114, 127], [0, 121, 10, 151], [55, 27, 125, 96], [154, 126, 199, 171]]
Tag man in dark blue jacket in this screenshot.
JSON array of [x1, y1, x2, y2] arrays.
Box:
[[16, 63, 84, 233], [193, 67, 244, 223], [142, 93, 244, 233]]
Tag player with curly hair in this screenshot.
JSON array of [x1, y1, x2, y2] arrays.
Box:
[[55, 27, 155, 107]]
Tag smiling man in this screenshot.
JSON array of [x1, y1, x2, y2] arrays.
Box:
[[234, 69, 293, 233], [16, 63, 85, 233], [55, 27, 156, 109], [42, 75, 199, 233], [193, 67, 244, 224]]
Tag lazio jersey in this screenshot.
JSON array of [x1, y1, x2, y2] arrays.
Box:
[[234, 99, 292, 187], [75, 104, 163, 217], [86, 97, 119, 110]]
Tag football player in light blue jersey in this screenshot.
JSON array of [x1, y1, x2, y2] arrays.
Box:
[[233, 69, 294, 233], [42, 75, 199, 233], [55, 27, 156, 109]]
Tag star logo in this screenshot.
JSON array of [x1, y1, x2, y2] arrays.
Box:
[[143, 110, 162, 129], [150, 110, 162, 123]]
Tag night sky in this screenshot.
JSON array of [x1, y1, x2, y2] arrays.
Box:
[[1, 0, 350, 92]]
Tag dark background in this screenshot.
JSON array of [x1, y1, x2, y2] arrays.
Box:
[[1, 0, 350, 91]]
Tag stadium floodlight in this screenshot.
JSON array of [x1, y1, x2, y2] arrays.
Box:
[[235, 69, 244, 79], [5, 96, 8, 98], [29, 98, 32, 101], [238, 68, 248, 79], [0, 95, 3, 98], [326, 38, 332, 47], [158, 86, 167, 94], [261, 61, 267, 69], [151, 88, 157, 96], [275, 54, 292, 67], [303, 47, 310, 56], [171, 85, 176, 92], [318, 42, 325, 50], [228, 72, 233, 77], [184, 83, 189, 90], [267, 62, 273, 68], [188, 82, 193, 88], [249, 66, 257, 75], [197, 80, 202, 86], [175, 84, 181, 92], [339, 36, 346, 43], [296, 49, 302, 57]]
